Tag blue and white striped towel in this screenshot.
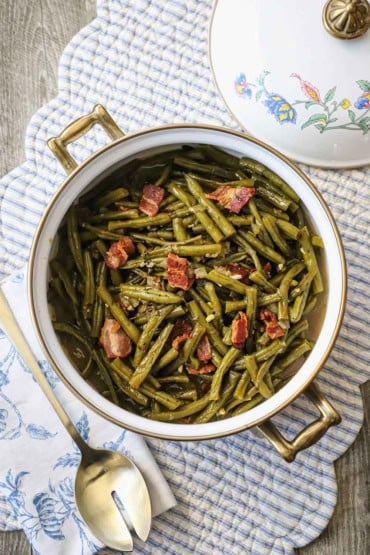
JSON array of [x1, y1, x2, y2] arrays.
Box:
[[0, 1, 369, 553]]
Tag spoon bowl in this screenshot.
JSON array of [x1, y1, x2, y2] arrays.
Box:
[[75, 447, 152, 551]]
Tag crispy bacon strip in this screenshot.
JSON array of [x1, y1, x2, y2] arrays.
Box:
[[186, 363, 216, 375], [139, 184, 165, 216], [104, 237, 135, 269], [99, 318, 132, 359], [170, 319, 192, 350], [231, 311, 248, 348], [167, 252, 194, 291], [197, 335, 212, 362], [205, 186, 255, 214], [260, 309, 284, 340]]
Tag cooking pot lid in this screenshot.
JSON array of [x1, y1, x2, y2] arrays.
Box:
[[209, 0, 370, 168]]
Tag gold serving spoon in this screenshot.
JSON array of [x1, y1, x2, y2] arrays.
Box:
[[0, 288, 152, 551]]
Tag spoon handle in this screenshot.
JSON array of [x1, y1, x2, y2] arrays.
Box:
[[0, 287, 88, 454]]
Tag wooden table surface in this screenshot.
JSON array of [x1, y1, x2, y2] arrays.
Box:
[[0, 1, 369, 554]]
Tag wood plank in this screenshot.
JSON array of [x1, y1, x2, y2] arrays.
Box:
[[0, 0, 96, 174], [0, 530, 31, 555], [0, 1, 369, 554]]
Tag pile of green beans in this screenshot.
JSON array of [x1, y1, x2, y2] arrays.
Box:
[[48, 144, 324, 423]]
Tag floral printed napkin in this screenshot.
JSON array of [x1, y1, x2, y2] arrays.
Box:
[[0, 267, 176, 554]]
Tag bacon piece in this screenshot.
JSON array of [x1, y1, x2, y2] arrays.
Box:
[[197, 335, 212, 362], [205, 186, 255, 214], [260, 309, 284, 340], [200, 380, 211, 393], [99, 318, 132, 359], [231, 312, 248, 348], [263, 262, 272, 278], [186, 363, 216, 375], [104, 237, 135, 269], [170, 319, 192, 351], [225, 263, 251, 284], [139, 184, 165, 216], [167, 252, 194, 291]]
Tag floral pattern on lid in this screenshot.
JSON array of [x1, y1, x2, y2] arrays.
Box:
[[235, 71, 370, 134]]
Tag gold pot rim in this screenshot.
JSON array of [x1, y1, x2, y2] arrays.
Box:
[[28, 122, 347, 442]]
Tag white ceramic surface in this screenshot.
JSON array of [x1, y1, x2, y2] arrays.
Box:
[[210, 0, 370, 168], [29, 125, 346, 440]]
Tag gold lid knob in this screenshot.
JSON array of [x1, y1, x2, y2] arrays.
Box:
[[323, 0, 370, 39]]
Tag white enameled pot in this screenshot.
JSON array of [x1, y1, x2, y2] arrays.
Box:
[[29, 105, 347, 461]]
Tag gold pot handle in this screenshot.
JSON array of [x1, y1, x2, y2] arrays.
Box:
[[257, 382, 341, 462], [48, 104, 124, 174]]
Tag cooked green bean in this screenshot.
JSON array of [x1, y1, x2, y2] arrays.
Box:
[[92, 350, 119, 405], [112, 358, 181, 410], [234, 234, 262, 271], [168, 182, 224, 243], [257, 291, 282, 307], [149, 243, 222, 257], [133, 306, 174, 366], [249, 270, 276, 293], [206, 269, 250, 295], [246, 286, 258, 336], [209, 347, 241, 400], [241, 231, 285, 265], [232, 394, 264, 416], [225, 299, 247, 313], [194, 371, 240, 423], [152, 348, 181, 373], [89, 209, 139, 222], [67, 206, 84, 275], [276, 218, 300, 239], [278, 262, 305, 322], [203, 281, 223, 322], [155, 162, 172, 186], [53, 322, 93, 376], [262, 214, 291, 256], [97, 285, 140, 342], [93, 187, 129, 208], [82, 250, 95, 319], [290, 286, 311, 324], [108, 213, 172, 230], [51, 260, 78, 305], [272, 339, 313, 373], [120, 284, 182, 304], [299, 227, 324, 295], [50, 144, 325, 423], [150, 393, 211, 421], [303, 294, 318, 315], [81, 223, 124, 241], [311, 235, 324, 248], [130, 323, 174, 389], [285, 319, 309, 347], [110, 370, 149, 407], [239, 158, 299, 202], [174, 156, 235, 179], [248, 198, 275, 249], [244, 354, 272, 399], [188, 300, 227, 355], [158, 375, 190, 384], [184, 174, 236, 238], [228, 215, 254, 226], [172, 217, 189, 242], [233, 369, 251, 400]]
